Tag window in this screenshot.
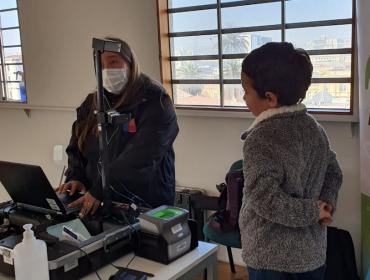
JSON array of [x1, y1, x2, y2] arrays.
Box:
[[0, 0, 26, 103], [158, 0, 355, 113]]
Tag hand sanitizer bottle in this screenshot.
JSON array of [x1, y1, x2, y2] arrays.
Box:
[[13, 224, 50, 280]]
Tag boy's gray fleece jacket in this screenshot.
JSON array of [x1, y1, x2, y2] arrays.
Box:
[[239, 104, 343, 273]]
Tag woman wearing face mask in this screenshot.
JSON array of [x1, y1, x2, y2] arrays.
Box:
[[55, 36, 179, 216]]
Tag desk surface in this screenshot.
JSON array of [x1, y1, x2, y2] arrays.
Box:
[[0, 241, 218, 280]]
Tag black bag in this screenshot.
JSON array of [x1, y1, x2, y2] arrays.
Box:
[[325, 227, 359, 280], [209, 169, 244, 233]]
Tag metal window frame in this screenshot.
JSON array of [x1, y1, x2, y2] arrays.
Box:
[[169, 19, 352, 38], [0, 0, 24, 102], [166, 0, 355, 111], [0, 26, 22, 101], [3, 62, 23, 65], [172, 77, 351, 84], [3, 44, 21, 48], [168, 0, 294, 13], [1, 26, 19, 31], [0, 8, 18, 13], [0, 12, 6, 100], [216, 0, 224, 106]]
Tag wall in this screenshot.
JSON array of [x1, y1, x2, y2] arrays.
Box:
[[0, 0, 361, 271]]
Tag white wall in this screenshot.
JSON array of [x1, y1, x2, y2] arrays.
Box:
[[0, 0, 361, 272]]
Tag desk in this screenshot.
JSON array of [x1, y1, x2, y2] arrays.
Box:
[[0, 241, 218, 280]]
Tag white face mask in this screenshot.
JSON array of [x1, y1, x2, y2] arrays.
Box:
[[102, 68, 129, 94]]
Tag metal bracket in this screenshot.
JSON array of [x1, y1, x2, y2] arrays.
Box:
[[23, 109, 31, 118], [103, 228, 128, 253]]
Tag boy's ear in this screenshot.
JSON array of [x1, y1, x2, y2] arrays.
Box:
[[265, 91, 279, 108]]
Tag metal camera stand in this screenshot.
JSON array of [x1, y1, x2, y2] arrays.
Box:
[[92, 38, 131, 215]]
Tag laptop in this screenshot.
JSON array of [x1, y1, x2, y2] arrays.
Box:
[[0, 161, 82, 215]]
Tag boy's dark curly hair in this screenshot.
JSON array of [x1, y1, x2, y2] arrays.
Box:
[[242, 42, 313, 106]]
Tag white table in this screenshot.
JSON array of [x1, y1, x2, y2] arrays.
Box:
[[0, 241, 218, 280]]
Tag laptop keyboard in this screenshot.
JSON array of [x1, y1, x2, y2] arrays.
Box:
[[56, 193, 83, 213], [61, 201, 80, 212]]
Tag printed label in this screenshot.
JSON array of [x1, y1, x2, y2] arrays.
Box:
[[64, 259, 78, 272], [3, 250, 13, 265], [130, 203, 137, 211], [171, 223, 182, 234], [177, 241, 187, 252], [46, 198, 60, 211]]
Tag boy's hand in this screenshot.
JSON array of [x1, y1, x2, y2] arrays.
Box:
[[317, 200, 334, 227], [324, 204, 333, 213], [319, 217, 334, 227]]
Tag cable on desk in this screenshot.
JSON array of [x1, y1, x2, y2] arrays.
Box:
[[111, 211, 141, 277], [62, 242, 102, 280]]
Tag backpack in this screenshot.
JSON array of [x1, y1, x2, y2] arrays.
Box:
[[209, 169, 244, 233], [325, 227, 359, 280]]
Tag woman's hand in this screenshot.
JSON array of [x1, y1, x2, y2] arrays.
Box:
[[68, 192, 101, 217], [55, 181, 87, 195]]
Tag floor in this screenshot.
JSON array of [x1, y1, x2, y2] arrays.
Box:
[[192, 261, 249, 280]]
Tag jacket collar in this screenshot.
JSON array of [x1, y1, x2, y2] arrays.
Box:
[[241, 104, 307, 140]]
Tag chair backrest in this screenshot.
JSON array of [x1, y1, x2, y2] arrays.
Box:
[[325, 227, 359, 280], [229, 160, 243, 172]]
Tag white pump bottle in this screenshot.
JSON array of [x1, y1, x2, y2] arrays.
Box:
[[13, 224, 50, 280]]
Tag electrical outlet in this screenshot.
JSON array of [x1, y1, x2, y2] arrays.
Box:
[[53, 145, 68, 166]]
